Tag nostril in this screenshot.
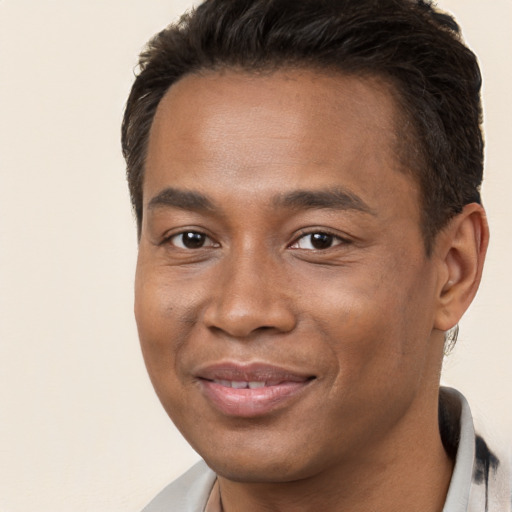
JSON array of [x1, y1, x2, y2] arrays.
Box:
[[202, 291, 297, 337], [255, 325, 276, 332], [207, 323, 285, 338]]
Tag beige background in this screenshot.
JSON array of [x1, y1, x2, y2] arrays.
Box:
[[0, 1, 510, 511]]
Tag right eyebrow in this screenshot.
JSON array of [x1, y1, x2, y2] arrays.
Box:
[[147, 187, 215, 213]]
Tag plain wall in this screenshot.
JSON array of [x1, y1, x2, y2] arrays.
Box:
[[0, 1, 510, 510]]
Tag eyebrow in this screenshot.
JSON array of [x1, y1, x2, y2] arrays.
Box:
[[274, 188, 376, 215], [147, 188, 215, 212], [147, 186, 375, 216]]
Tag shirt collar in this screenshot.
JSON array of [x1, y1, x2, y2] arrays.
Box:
[[441, 387, 476, 511]]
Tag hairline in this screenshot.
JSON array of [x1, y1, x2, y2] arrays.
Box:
[[137, 64, 435, 253]]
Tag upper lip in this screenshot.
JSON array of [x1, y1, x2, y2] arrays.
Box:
[[195, 362, 315, 383]]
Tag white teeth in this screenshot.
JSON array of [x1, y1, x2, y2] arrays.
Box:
[[231, 381, 248, 389], [248, 381, 266, 389], [213, 380, 267, 389]]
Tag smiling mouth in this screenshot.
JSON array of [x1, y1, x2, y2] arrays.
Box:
[[196, 363, 316, 417], [209, 379, 300, 389]]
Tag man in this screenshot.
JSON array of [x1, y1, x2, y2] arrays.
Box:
[[121, 0, 508, 510]]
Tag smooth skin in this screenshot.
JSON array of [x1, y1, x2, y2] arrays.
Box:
[[135, 69, 488, 512]]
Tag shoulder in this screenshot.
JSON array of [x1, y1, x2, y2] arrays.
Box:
[[141, 460, 216, 512]]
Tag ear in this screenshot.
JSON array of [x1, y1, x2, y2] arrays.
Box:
[[434, 203, 489, 331]]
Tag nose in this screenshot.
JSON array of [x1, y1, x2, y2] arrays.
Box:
[[202, 251, 297, 339]]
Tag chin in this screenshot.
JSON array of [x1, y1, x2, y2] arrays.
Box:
[[205, 455, 315, 484], [193, 431, 329, 484]]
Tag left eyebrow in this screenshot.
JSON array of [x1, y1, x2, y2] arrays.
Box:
[[273, 188, 376, 215]]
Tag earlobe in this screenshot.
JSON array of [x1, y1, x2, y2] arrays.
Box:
[[434, 203, 489, 331]]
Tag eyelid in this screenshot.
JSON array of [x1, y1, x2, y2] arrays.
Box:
[[162, 228, 220, 249], [159, 227, 351, 251], [289, 229, 351, 250]]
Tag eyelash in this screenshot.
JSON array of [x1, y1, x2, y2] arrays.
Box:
[[165, 231, 219, 249], [164, 229, 350, 251], [289, 230, 350, 251]]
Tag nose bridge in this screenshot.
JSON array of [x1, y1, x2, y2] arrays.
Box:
[[203, 240, 296, 337]]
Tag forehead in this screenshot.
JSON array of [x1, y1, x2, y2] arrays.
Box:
[[149, 69, 399, 157], [145, 68, 418, 218]]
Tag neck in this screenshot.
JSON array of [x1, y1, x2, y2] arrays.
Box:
[[218, 389, 454, 512]]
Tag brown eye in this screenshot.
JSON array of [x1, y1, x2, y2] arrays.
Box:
[[292, 232, 344, 250], [169, 231, 216, 249]]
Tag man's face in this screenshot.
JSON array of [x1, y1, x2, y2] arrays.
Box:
[[135, 69, 446, 481]]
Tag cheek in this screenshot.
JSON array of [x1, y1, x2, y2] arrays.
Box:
[[134, 261, 191, 379], [295, 251, 436, 379], [134, 264, 205, 425]]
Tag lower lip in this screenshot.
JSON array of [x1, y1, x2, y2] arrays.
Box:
[[200, 380, 312, 418]]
